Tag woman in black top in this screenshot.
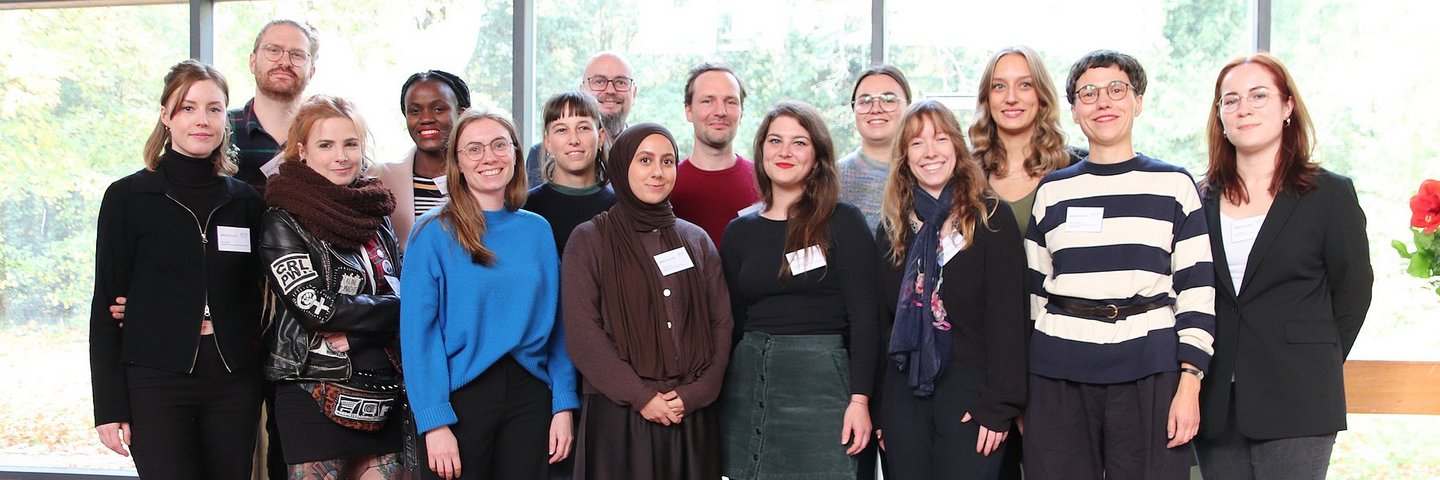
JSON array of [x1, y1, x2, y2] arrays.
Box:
[[90, 59, 265, 479], [524, 91, 617, 254], [875, 100, 1027, 480], [258, 95, 410, 478], [719, 101, 880, 480]]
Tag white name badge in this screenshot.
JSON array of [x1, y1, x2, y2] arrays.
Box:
[[941, 231, 967, 266], [653, 247, 695, 276], [259, 155, 283, 178], [1229, 216, 1264, 243], [1065, 207, 1105, 233], [215, 226, 251, 252], [785, 245, 827, 275], [434, 175, 449, 196], [737, 201, 764, 217], [384, 275, 401, 293]]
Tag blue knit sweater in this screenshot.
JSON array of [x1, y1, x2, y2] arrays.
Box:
[[401, 207, 580, 434]]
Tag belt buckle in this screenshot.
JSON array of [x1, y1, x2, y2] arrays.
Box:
[[1104, 304, 1119, 320]]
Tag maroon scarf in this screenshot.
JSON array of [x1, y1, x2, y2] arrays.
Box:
[[266, 160, 396, 250]]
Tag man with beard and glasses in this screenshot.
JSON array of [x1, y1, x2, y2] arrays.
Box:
[[525, 52, 638, 186], [229, 19, 319, 192], [669, 61, 758, 248]]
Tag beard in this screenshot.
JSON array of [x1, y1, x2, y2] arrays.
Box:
[[696, 126, 738, 150], [601, 111, 627, 143], [257, 67, 308, 101]]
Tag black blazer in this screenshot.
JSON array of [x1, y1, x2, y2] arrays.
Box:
[[1198, 169, 1373, 440]]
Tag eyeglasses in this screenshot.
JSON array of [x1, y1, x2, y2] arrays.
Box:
[[1218, 89, 1274, 113], [853, 93, 902, 113], [586, 76, 634, 92], [259, 44, 312, 66], [458, 139, 514, 161], [1075, 80, 1134, 104]]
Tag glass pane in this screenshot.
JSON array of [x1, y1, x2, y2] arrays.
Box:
[[1272, 0, 1440, 362], [888, 0, 1250, 173], [214, 0, 514, 164], [534, 0, 871, 157], [0, 4, 187, 473]]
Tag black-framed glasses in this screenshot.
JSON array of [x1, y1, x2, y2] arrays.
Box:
[[1075, 80, 1134, 104], [457, 139, 514, 161], [586, 76, 634, 92], [852, 93, 902, 113], [1218, 88, 1273, 113], [259, 44, 311, 66]]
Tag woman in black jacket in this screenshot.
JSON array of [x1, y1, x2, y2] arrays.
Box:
[[89, 59, 265, 479], [1195, 53, 1372, 480], [258, 94, 410, 479]]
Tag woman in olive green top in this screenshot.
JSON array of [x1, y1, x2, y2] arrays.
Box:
[[969, 46, 1081, 236]]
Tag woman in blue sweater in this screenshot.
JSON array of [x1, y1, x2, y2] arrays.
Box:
[[400, 109, 580, 480]]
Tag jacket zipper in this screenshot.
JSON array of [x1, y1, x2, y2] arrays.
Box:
[[166, 194, 234, 374]]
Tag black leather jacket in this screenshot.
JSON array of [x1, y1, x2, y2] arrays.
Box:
[[258, 208, 402, 383]]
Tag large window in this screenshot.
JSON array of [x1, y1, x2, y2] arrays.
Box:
[[1272, 1, 1440, 476], [534, 0, 871, 158], [0, 5, 187, 472], [214, 0, 515, 164], [888, 0, 1251, 173]]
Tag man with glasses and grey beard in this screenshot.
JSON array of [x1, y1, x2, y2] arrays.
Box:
[[227, 19, 319, 193], [526, 51, 639, 186]]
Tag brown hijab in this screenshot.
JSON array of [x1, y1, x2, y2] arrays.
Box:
[[591, 123, 714, 382]]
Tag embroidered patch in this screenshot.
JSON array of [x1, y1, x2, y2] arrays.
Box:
[[270, 253, 318, 294], [338, 273, 363, 296], [332, 393, 394, 422], [295, 288, 333, 318]]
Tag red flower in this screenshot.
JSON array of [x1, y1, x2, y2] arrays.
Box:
[[1412, 179, 1440, 234]]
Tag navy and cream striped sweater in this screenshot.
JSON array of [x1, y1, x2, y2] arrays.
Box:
[[1024, 154, 1216, 384]]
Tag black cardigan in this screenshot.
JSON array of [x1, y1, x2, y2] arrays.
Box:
[[89, 167, 266, 426], [875, 199, 1029, 431]]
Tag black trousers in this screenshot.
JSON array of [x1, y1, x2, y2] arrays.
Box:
[[881, 361, 1004, 480], [125, 336, 261, 480], [418, 355, 551, 480], [1023, 372, 1190, 480]]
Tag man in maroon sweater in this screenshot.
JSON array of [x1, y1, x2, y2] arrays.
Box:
[[669, 61, 760, 248]]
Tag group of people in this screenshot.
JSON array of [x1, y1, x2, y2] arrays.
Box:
[[90, 17, 1373, 480]]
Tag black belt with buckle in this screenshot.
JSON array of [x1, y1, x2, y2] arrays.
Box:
[[1048, 294, 1171, 321]]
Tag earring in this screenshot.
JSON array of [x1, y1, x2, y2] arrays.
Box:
[[1285, 117, 1292, 126]]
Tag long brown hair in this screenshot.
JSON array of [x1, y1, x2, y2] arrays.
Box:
[[969, 46, 1069, 178], [1202, 53, 1318, 205], [280, 95, 373, 170], [881, 100, 995, 265], [143, 59, 236, 175], [751, 101, 840, 278], [426, 109, 529, 266]]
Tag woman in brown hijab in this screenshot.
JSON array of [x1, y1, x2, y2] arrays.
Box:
[[561, 123, 733, 479]]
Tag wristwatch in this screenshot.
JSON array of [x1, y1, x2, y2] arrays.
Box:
[[1180, 367, 1205, 381]]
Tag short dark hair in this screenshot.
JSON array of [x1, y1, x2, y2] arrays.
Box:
[[252, 19, 320, 59], [399, 70, 472, 113], [683, 62, 747, 106], [850, 64, 913, 103], [1064, 50, 1147, 105]]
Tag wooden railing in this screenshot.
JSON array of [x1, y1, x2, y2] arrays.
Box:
[[1344, 360, 1440, 415]]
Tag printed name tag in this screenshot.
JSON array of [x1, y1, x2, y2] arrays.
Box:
[[941, 231, 967, 266], [1228, 215, 1264, 243], [653, 247, 695, 276], [384, 275, 401, 293], [1065, 207, 1105, 233], [785, 245, 827, 275], [216, 226, 251, 252], [434, 175, 449, 196], [737, 202, 764, 217], [260, 155, 283, 178]]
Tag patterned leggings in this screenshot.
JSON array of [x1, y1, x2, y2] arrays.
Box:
[[288, 453, 409, 480]]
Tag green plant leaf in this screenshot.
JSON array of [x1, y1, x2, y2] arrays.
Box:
[[1409, 250, 1436, 278], [1394, 239, 1415, 258]]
